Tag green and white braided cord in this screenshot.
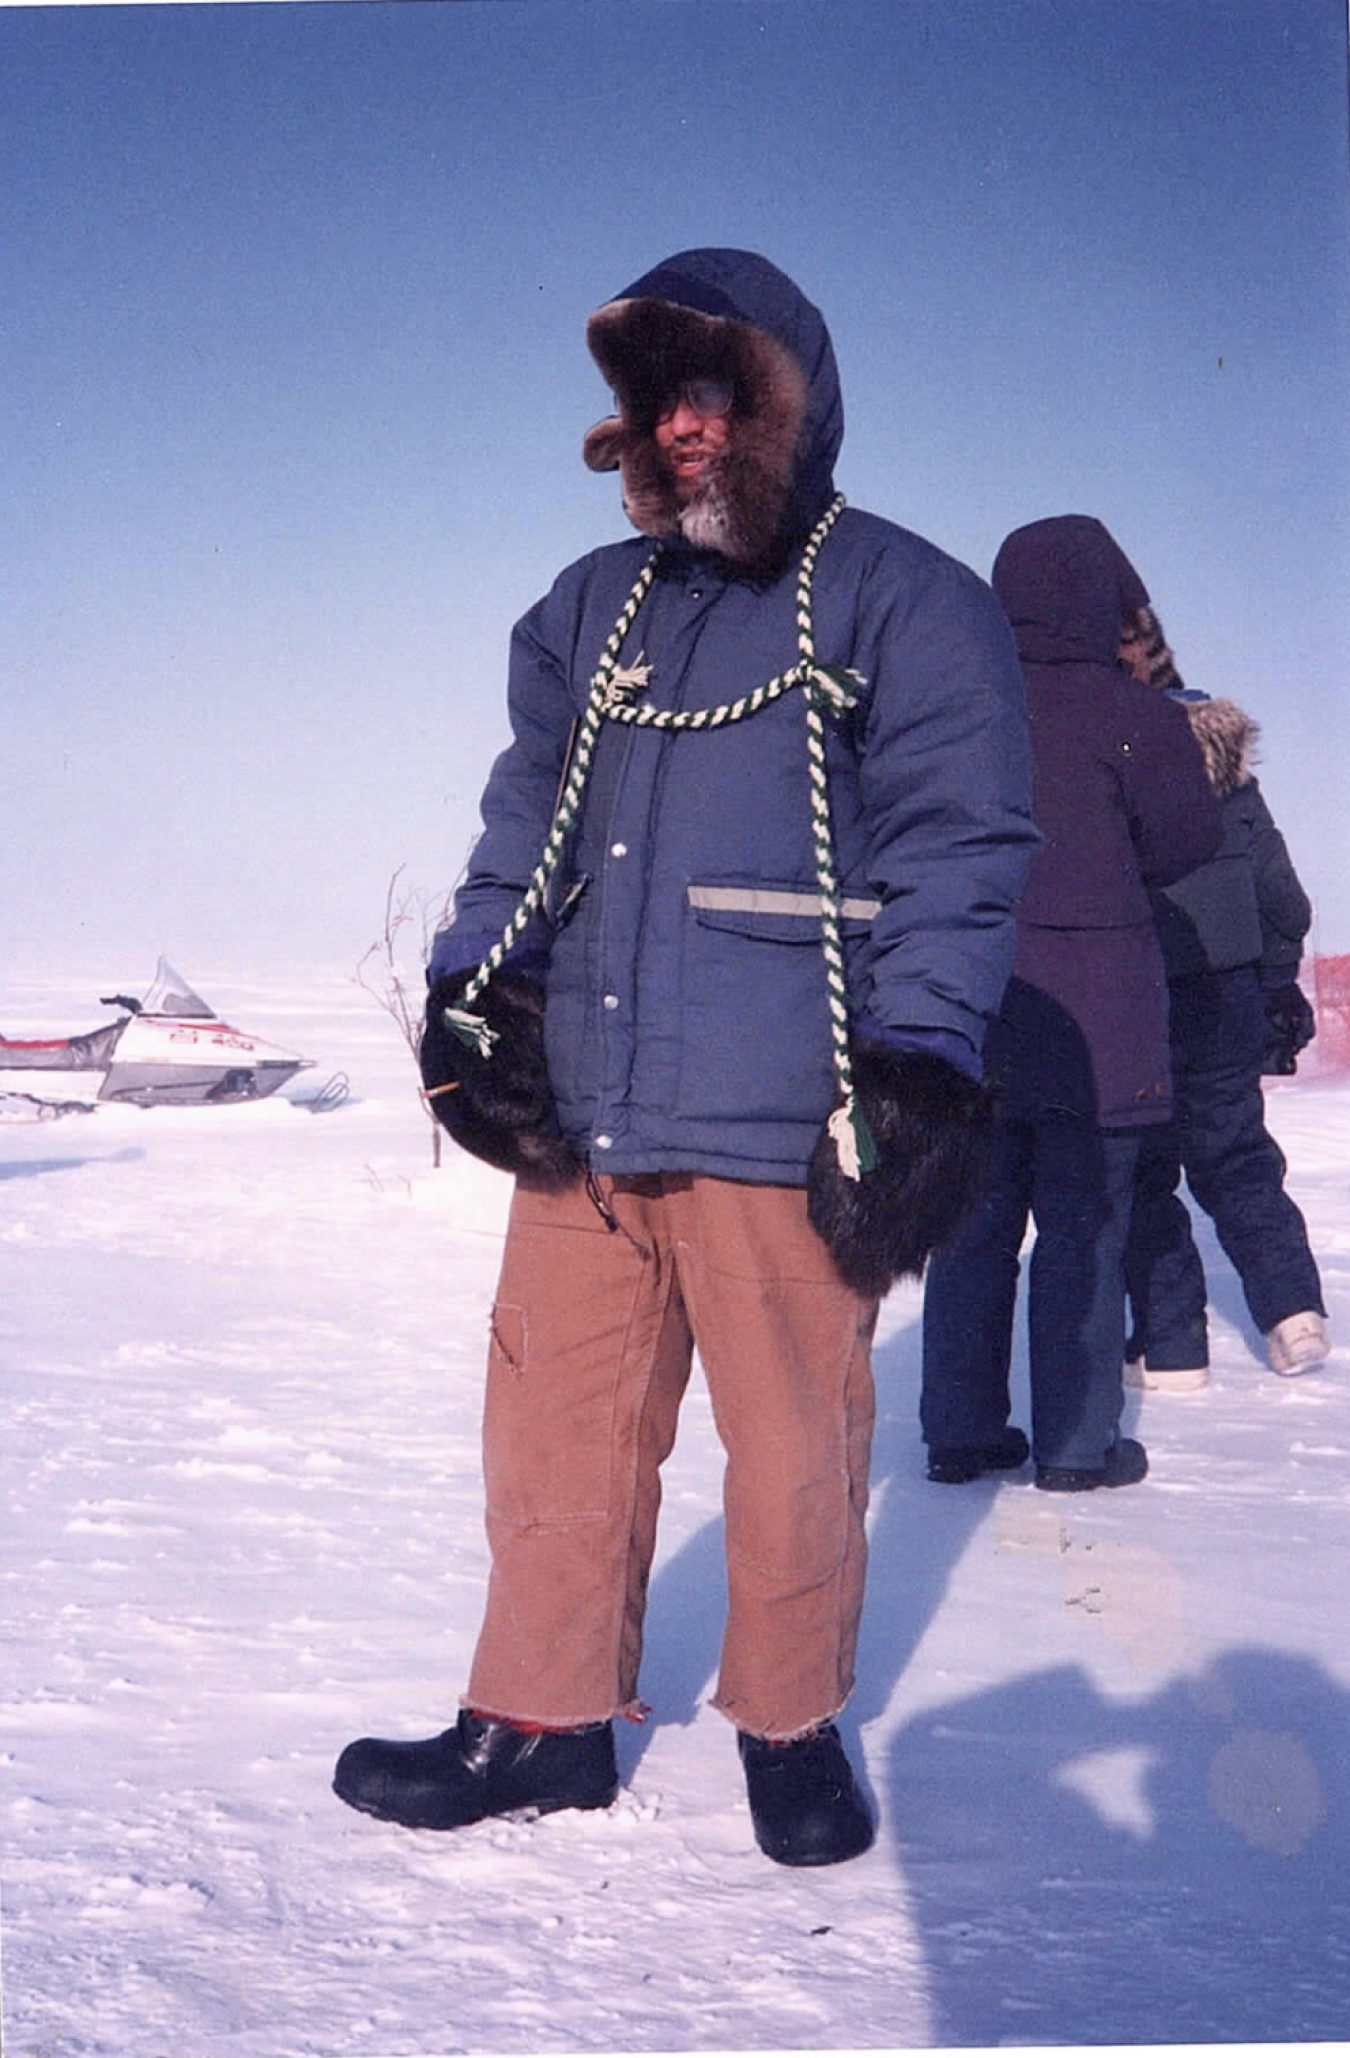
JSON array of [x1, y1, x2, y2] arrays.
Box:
[[444, 493, 876, 1177], [442, 555, 659, 1054]]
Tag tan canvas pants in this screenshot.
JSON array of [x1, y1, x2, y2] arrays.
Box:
[[465, 1171, 878, 1741]]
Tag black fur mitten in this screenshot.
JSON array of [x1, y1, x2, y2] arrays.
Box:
[[420, 969, 582, 1185], [807, 1047, 994, 1295], [1261, 983, 1316, 1077]]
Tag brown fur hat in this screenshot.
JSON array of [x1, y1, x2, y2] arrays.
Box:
[[1131, 602, 1185, 690], [582, 292, 809, 574]]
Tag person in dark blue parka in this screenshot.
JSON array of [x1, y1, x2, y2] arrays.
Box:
[[1121, 634, 1328, 1386], [920, 516, 1222, 1491], [334, 249, 1039, 1865]]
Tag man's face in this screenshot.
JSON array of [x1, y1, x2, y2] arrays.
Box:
[[653, 378, 734, 504]]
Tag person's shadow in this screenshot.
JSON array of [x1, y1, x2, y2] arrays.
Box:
[[620, 1315, 1350, 2046], [883, 1643, 1350, 2045], [631, 1428, 1350, 2045]]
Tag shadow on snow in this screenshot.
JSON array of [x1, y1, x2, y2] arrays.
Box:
[[630, 1314, 1350, 2045]]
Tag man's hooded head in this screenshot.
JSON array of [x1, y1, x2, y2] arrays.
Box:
[[582, 249, 843, 576]]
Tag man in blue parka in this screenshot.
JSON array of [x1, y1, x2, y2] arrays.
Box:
[[335, 249, 1039, 1866]]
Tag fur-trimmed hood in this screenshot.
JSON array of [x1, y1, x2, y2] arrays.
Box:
[[582, 248, 843, 576], [1171, 692, 1259, 798]]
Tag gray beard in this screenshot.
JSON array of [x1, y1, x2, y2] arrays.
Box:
[[674, 444, 792, 571], [677, 470, 735, 554]]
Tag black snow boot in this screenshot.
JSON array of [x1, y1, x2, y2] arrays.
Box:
[[1035, 1436, 1149, 1494], [738, 1723, 874, 1867], [926, 1425, 1030, 1484], [333, 1709, 618, 1830]]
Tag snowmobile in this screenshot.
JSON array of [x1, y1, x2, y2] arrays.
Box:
[[0, 958, 316, 1109]]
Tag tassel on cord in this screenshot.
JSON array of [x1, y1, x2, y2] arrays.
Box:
[[607, 652, 652, 701], [828, 1098, 879, 1182], [444, 1006, 498, 1059]]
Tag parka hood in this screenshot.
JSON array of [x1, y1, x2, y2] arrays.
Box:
[[991, 515, 1150, 667], [582, 248, 843, 575]]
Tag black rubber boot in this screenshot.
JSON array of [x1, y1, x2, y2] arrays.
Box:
[[1035, 1435, 1149, 1494], [333, 1709, 618, 1830], [738, 1723, 875, 1867], [926, 1425, 1030, 1484]]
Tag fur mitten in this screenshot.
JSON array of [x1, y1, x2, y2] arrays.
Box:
[[807, 1047, 994, 1296], [1261, 983, 1316, 1077], [420, 969, 582, 1185]]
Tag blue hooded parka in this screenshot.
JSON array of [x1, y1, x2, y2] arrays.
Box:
[[434, 250, 1039, 1183]]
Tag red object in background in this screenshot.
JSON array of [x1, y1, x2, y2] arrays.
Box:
[[1309, 954, 1350, 1072]]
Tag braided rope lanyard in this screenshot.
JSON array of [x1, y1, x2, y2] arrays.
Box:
[[444, 492, 877, 1178]]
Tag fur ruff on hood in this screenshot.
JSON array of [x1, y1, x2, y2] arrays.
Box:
[[581, 248, 842, 577], [1133, 597, 1260, 798], [1177, 695, 1260, 798]]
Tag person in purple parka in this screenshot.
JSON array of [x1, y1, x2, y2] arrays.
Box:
[[920, 514, 1223, 1491]]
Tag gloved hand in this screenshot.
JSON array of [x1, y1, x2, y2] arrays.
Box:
[[807, 1047, 994, 1296], [1261, 983, 1316, 1076], [420, 968, 582, 1185]]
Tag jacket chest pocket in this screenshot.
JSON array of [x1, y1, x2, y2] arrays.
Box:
[[674, 881, 878, 1122]]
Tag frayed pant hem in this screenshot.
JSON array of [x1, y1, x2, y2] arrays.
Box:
[[458, 1693, 645, 1729], [712, 1695, 850, 1744]]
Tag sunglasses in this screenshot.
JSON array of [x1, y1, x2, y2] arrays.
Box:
[[655, 376, 736, 420]]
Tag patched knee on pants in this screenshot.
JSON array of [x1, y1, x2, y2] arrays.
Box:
[[482, 1300, 618, 1527]]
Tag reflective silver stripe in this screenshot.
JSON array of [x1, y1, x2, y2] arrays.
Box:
[[687, 885, 880, 921]]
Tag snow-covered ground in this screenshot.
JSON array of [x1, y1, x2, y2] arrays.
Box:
[[2, 965, 1348, 2058]]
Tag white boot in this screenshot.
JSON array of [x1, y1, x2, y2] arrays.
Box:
[[1124, 1359, 1209, 1394], [1266, 1310, 1330, 1376]]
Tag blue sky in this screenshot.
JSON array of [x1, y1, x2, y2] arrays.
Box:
[[3, 0, 1348, 986]]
